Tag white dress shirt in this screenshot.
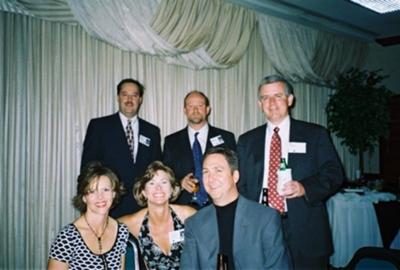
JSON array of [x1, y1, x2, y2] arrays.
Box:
[[188, 124, 209, 154]]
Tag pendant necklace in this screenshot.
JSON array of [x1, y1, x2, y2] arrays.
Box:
[[84, 215, 109, 267]]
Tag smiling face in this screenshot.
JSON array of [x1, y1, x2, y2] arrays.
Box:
[[118, 82, 143, 118], [184, 92, 210, 129], [83, 175, 115, 215], [202, 153, 239, 206], [142, 170, 172, 206], [258, 81, 294, 125]]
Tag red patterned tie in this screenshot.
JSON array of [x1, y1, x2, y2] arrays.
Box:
[[268, 127, 285, 213]]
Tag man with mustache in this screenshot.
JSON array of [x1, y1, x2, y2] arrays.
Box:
[[163, 91, 236, 208], [81, 78, 161, 218]]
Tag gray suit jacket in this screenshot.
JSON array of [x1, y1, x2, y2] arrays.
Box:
[[180, 196, 291, 269]]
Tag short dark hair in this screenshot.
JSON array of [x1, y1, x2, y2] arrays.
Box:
[[258, 74, 294, 97], [133, 161, 181, 207], [117, 78, 145, 97], [184, 90, 210, 107], [72, 161, 125, 213], [203, 147, 239, 173]]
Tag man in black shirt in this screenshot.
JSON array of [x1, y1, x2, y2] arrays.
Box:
[[181, 147, 291, 269]]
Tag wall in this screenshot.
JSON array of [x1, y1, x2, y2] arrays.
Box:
[[362, 43, 400, 174]]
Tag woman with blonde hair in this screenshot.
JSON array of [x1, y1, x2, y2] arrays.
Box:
[[119, 161, 196, 270]]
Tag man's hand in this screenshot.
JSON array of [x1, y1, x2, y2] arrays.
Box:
[[281, 180, 305, 198], [181, 173, 198, 193]]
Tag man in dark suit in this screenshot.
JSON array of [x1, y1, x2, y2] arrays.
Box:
[[81, 78, 161, 218], [237, 75, 344, 269], [163, 91, 236, 207], [180, 147, 291, 269]]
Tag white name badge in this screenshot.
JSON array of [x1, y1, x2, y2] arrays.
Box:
[[288, 142, 306, 153], [139, 135, 151, 147], [169, 229, 185, 245], [210, 135, 225, 147]]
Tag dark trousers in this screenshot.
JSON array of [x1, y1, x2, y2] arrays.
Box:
[[281, 216, 329, 270]]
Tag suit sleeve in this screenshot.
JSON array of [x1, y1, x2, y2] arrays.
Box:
[[262, 211, 292, 269], [180, 220, 201, 270], [300, 127, 344, 204], [81, 120, 101, 170], [162, 137, 174, 169], [225, 132, 236, 151], [236, 135, 248, 196], [151, 127, 162, 161]]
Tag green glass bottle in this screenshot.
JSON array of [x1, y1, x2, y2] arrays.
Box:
[[279, 158, 288, 171]]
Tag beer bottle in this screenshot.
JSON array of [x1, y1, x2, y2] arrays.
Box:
[[217, 253, 229, 270], [279, 158, 288, 171]]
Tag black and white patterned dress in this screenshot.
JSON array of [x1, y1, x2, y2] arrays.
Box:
[[49, 222, 129, 269], [138, 208, 185, 270]]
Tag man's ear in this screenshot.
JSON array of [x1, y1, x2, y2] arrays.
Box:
[[288, 94, 294, 107], [233, 170, 240, 184]]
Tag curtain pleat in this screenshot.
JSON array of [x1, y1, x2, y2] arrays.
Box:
[[151, 0, 256, 66], [258, 13, 368, 85]]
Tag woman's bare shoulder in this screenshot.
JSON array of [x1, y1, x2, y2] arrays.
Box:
[[117, 209, 147, 236], [171, 204, 197, 221]]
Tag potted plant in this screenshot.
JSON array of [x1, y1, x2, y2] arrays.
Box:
[[325, 68, 393, 178]]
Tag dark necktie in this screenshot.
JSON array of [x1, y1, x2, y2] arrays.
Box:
[[192, 132, 208, 205], [126, 120, 135, 163], [267, 127, 285, 213]]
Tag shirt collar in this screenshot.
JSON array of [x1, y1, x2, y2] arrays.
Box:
[[119, 112, 138, 127], [267, 115, 290, 133]]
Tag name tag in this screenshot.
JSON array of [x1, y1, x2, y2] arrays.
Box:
[[139, 135, 151, 147], [169, 229, 185, 245], [288, 142, 306, 153], [210, 135, 225, 147]]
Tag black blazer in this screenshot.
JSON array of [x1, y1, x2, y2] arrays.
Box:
[[163, 125, 236, 205], [81, 113, 161, 217], [237, 118, 344, 258]]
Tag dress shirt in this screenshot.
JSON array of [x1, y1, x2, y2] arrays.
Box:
[[188, 124, 209, 154], [119, 112, 139, 161]]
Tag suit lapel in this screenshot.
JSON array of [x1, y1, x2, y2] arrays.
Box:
[[252, 125, 267, 190], [112, 113, 134, 163], [199, 206, 219, 263], [181, 128, 193, 157], [233, 197, 249, 255], [288, 118, 306, 167]]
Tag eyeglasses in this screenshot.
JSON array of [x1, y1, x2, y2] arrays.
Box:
[[259, 93, 287, 103]]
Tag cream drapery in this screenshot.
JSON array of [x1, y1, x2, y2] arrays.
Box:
[[257, 13, 368, 84], [67, 0, 257, 69], [1, 7, 367, 270], [151, 0, 255, 66]]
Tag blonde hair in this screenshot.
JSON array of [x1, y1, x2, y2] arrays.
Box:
[[133, 161, 181, 206]]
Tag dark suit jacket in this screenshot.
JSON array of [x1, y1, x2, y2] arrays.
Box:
[[162, 125, 236, 205], [81, 113, 161, 217], [180, 196, 291, 269], [237, 118, 344, 258]]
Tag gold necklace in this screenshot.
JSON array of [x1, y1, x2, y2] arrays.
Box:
[[84, 215, 109, 254]]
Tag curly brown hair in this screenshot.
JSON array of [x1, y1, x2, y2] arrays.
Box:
[[133, 161, 181, 207], [72, 161, 126, 213]]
